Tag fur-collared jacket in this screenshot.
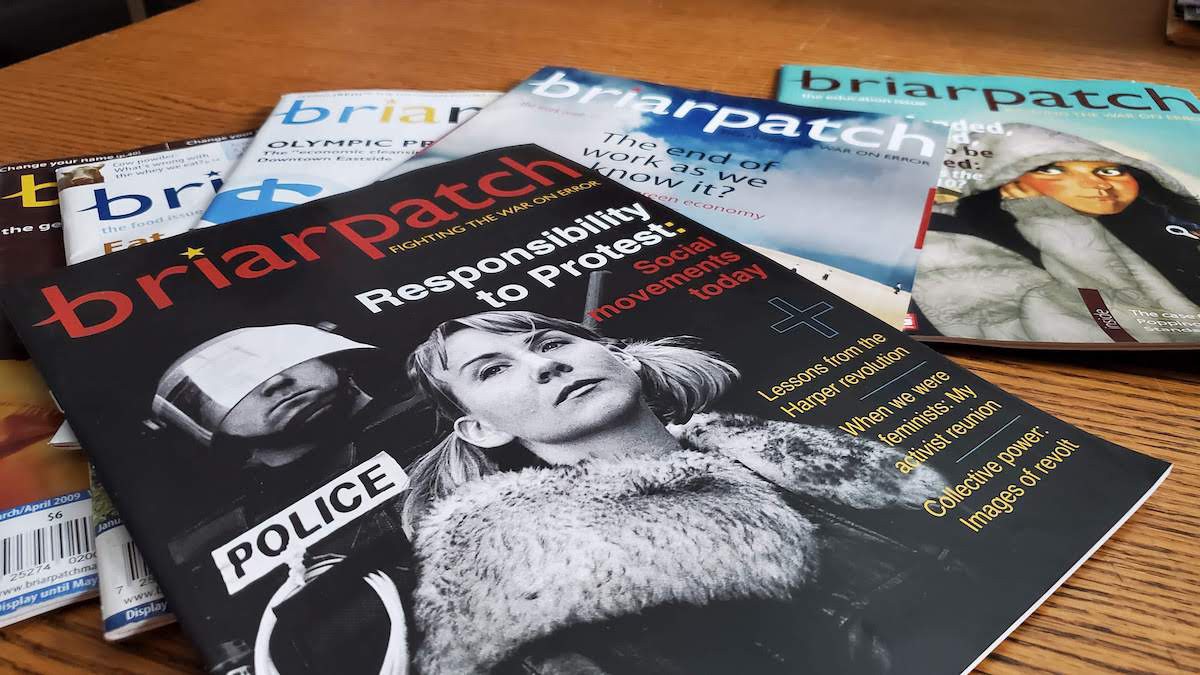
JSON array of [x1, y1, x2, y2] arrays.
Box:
[[410, 413, 947, 674], [915, 123, 1200, 343]]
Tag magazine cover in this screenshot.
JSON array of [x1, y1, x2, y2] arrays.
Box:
[[0, 149, 173, 628], [198, 90, 499, 227], [55, 131, 256, 639], [91, 464, 173, 640], [0, 149, 162, 627], [59, 132, 253, 264], [379, 66, 946, 328], [779, 65, 1200, 348], [0, 360, 90, 630], [3, 145, 1170, 673]]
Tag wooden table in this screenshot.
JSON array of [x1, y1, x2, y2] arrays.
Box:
[[1, 0, 1197, 672]]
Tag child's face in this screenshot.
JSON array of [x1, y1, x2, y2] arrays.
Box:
[[1015, 161, 1140, 215]]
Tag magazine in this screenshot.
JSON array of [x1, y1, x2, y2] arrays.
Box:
[[778, 65, 1200, 348], [379, 66, 946, 328], [54, 131, 254, 639], [52, 130, 256, 446], [59, 132, 253, 264], [0, 149, 162, 628], [0, 359, 90, 630], [198, 90, 499, 227], [3, 145, 1170, 673], [90, 464, 173, 639]]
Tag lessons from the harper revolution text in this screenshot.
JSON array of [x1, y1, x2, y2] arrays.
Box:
[[756, 331, 1084, 534]]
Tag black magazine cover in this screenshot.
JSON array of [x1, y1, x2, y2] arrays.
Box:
[[2, 146, 1171, 674]]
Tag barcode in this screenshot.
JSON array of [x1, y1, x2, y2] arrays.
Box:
[[1, 516, 93, 574], [122, 540, 151, 583]]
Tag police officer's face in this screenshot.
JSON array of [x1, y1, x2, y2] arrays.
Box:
[[219, 358, 345, 439]]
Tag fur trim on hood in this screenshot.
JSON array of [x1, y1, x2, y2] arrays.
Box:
[[411, 414, 942, 673], [413, 450, 817, 673], [916, 197, 1200, 342], [912, 229, 1058, 340], [672, 412, 945, 509], [946, 123, 1193, 199], [1005, 197, 1200, 314]]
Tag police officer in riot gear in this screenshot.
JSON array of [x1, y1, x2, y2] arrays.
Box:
[[152, 324, 428, 675], [153, 324, 375, 462], [151, 324, 431, 501]]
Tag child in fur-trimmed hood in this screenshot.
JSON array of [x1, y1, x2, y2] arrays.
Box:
[[915, 123, 1200, 343]]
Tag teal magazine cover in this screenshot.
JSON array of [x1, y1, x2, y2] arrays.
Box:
[[780, 65, 1200, 348], [381, 66, 946, 329]]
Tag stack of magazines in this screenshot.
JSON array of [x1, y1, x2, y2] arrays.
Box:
[[0, 65, 1191, 674]]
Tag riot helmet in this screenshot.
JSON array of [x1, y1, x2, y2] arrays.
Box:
[[149, 324, 375, 445]]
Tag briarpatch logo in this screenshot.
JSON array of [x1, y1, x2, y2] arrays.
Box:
[[2, 174, 57, 208], [275, 98, 485, 126], [82, 171, 226, 221], [527, 70, 938, 157], [32, 153, 582, 338]]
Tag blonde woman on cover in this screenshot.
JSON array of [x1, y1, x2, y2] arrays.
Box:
[[400, 310, 952, 674]]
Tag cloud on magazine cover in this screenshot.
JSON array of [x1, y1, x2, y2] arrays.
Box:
[[403, 100, 928, 287]]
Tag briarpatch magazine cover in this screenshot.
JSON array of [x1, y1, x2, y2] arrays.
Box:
[[381, 66, 945, 329], [59, 132, 253, 265], [198, 90, 498, 228], [55, 131, 258, 640], [4, 145, 1170, 673], [0, 148, 168, 628], [779, 65, 1200, 348]]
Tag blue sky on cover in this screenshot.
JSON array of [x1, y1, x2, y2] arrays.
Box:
[[409, 67, 947, 288], [532, 68, 941, 287]]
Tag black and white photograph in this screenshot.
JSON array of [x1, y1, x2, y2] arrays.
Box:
[[2, 146, 1169, 675]]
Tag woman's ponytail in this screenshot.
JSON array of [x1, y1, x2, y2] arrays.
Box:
[[622, 337, 738, 424], [401, 431, 498, 538]]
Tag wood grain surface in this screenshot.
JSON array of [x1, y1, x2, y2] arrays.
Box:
[[0, 0, 1197, 673]]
